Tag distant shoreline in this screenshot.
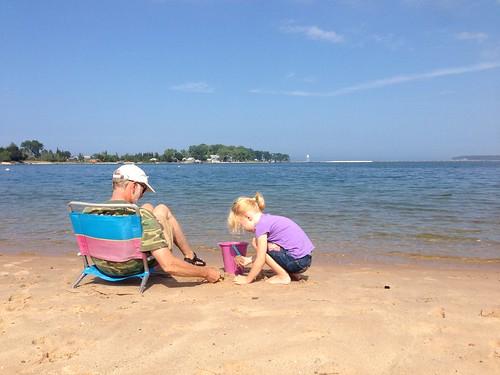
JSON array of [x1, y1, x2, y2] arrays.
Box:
[[452, 155, 500, 161], [3, 160, 500, 167], [3, 160, 289, 166]]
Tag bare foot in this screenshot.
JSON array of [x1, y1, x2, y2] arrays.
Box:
[[266, 274, 291, 285]]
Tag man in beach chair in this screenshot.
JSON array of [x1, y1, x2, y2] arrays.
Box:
[[71, 164, 222, 290]]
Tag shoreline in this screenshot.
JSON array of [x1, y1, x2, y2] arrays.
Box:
[[5, 160, 291, 166], [2, 245, 500, 271], [5, 160, 500, 166], [1, 252, 499, 374]]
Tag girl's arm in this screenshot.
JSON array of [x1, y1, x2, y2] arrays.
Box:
[[234, 234, 268, 284]]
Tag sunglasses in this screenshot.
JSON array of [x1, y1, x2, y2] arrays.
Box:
[[136, 182, 148, 197]]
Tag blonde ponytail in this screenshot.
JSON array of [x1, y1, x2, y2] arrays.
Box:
[[254, 192, 266, 211]]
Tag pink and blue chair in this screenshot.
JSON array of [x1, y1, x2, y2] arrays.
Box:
[[68, 201, 155, 294]]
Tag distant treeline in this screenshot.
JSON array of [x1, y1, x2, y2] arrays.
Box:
[[0, 140, 289, 163]]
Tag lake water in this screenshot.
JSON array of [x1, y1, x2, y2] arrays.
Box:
[[1, 162, 499, 263]]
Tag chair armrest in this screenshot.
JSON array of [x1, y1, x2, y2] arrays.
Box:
[[68, 201, 140, 214]]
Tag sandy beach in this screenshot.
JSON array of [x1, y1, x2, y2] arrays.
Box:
[[0, 251, 499, 375]]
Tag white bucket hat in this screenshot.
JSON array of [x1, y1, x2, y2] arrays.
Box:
[[112, 164, 155, 193]]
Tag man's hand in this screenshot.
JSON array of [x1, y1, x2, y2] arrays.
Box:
[[233, 275, 251, 285], [205, 267, 223, 283]]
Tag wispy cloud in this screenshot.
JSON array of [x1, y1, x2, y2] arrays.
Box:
[[369, 33, 407, 50], [250, 62, 500, 97], [280, 22, 344, 44], [285, 72, 317, 83], [402, 0, 467, 9], [170, 81, 214, 94], [456, 31, 488, 43]]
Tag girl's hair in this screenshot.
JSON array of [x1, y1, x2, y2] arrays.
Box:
[[227, 192, 266, 232]]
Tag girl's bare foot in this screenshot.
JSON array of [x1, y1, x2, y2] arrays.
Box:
[[266, 274, 291, 285]]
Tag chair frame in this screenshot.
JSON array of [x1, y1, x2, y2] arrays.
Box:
[[68, 201, 154, 294]]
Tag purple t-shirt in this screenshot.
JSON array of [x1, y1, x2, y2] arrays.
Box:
[[254, 214, 314, 259]]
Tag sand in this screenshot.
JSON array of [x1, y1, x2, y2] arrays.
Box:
[[0, 251, 499, 375]]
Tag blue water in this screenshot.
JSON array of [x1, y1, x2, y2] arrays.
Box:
[[1, 162, 499, 261]]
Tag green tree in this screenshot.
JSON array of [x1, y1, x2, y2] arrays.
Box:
[[92, 151, 118, 162], [217, 146, 232, 162], [40, 149, 54, 161], [55, 148, 71, 161], [188, 144, 209, 161], [6, 143, 25, 161], [231, 146, 253, 161], [174, 151, 184, 161], [20, 139, 44, 159], [163, 148, 178, 162], [0, 148, 10, 162], [272, 153, 289, 162]]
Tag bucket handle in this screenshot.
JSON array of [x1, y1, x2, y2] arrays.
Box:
[[231, 244, 242, 256]]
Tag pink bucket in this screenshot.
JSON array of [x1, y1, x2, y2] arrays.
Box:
[[218, 241, 248, 275]]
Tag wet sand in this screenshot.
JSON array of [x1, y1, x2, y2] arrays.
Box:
[[0, 251, 499, 375]]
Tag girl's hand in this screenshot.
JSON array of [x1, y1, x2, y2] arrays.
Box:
[[234, 255, 253, 267], [234, 275, 251, 285], [267, 242, 281, 251]]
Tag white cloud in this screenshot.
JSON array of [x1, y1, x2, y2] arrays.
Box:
[[170, 81, 214, 93], [281, 23, 344, 43], [456, 32, 488, 42], [250, 62, 500, 97]]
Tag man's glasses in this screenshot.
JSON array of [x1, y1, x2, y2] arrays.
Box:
[[137, 183, 147, 197]]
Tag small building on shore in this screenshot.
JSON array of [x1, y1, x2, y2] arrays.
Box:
[[207, 154, 221, 163]]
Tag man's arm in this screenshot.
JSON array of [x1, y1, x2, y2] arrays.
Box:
[[151, 247, 221, 283]]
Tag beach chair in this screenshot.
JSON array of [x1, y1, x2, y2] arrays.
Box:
[[68, 201, 155, 294]]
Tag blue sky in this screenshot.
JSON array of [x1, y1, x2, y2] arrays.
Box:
[[1, 0, 499, 161]]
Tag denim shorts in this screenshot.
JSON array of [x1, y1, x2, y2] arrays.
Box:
[[267, 249, 312, 274]]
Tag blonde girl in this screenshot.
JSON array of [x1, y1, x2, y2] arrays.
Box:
[[227, 192, 314, 285]]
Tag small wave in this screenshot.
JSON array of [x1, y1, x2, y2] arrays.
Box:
[[386, 251, 500, 264], [364, 231, 403, 239], [430, 193, 453, 198], [415, 233, 481, 243]]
